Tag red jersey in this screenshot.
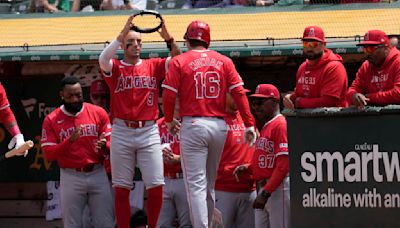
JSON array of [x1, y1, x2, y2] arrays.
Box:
[[215, 111, 255, 192], [347, 47, 400, 105], [293, 49, 348, 108], [0, 83, 10, 111], [103, 58, 167, 121], [41, 103, 112, 168], [251, 114, 288, 181], [103, 113, 112, 176], [162, 50, 244, 118], [157, 117, 179, 145], [157, 117, 182, 175]]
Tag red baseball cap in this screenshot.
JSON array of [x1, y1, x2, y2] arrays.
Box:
[[357, 30, 389, 46], [90, 79, 109, 95], [250, 84, 280, 100], [302, 26, 325, 42]]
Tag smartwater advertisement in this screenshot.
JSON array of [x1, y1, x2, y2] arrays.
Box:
[[287, 114, 400, 228]]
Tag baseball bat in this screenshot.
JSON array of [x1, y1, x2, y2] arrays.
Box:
[[5, 140, 34, 158]]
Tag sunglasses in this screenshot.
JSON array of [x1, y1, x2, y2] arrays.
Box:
[[362, 45, 382, 54], [252, 99, 265, 106], [303, 41, 321, 48], [251, 98, 277, 106]]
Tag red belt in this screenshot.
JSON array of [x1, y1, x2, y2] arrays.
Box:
[[75, 164, 96, 173], [124, 120, 154, 129], [165, 172, 184, 179]]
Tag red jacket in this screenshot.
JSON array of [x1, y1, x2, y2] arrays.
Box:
[[347, 47, 400, 106], [291, 48, 348, 108]]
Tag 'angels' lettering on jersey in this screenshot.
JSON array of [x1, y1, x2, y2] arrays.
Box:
[[59, 124, 98, 141], [160, 131, 179, 144], [115, 75, 157, 93], [370, 72, 389, 91], [255, 137, 274, 153], [226, 123, 245, 131], [297, 76, 316, 85], [188, 57, 224, 71]]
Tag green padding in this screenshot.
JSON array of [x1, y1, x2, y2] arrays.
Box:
[[282, 105, 400, 117]]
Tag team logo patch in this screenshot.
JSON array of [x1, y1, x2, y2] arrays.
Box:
[[308, 28, 315, 37], [255, 85, 261, 94], [280, 143, 288, 149]]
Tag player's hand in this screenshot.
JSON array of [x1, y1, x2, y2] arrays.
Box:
[[283, 93, 294, 110], [162, 148, 180, 165], [166, 118, 181, 135], [352, 93, 369, 110], [244, 126, 257, 147], [157, 19, 173, 41], [233, 164, 249, 182], [69, 125, 82, 143], [253, 190, 270, 209], [96, 132, 107, 150], [117, 15, 135, 42], [8, 134, 28, 157]]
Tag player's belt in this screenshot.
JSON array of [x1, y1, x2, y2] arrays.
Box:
[[75, 163, 101, 173], [121, 120, 155, 128], [165, 172, 184, 179]]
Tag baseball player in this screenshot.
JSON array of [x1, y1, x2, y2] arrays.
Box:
[[162, 20, 256, 227], [41, 76, 115, 228], [235, 84, 290, 228], [283, 26, 348, 109], [98, 15, 181, 228], [215, 93, 256, 228], [0, 82, 28, 161], [90, 79, 110, 113], [347, 30, 400, 109], [157, 100, 192, 228], [90, 79, 111, 178]]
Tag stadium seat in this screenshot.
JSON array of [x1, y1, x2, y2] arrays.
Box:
[[0, 2, 11, 12], [146, 0, 158, 9], [10, 0, 31, 13], [158, 0, 186, 9]]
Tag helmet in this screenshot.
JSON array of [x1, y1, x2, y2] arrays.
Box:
[[90, 79, 109, 95], [184, 20, 211, 48]]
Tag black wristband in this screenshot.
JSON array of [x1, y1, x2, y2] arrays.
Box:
[[261, 190, 271, 199], [165, 37, 174, 51]]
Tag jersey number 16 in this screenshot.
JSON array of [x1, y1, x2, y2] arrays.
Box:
[[194, 71, 221, 99]]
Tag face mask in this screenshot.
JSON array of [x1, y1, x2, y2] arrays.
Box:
[[63, 100, 83, 114]]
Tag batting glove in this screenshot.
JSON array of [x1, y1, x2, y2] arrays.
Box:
[[8, 134, 28, 156], [244, 126, 257, 147]]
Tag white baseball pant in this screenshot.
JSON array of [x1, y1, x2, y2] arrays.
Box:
[[255, 176, 291, 228], [157, 177, 192, 227], [111, 119, 165, 190], [180, 117, 228, 228], [215, 190, 256, 228], [60, 164, 115, 228]]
